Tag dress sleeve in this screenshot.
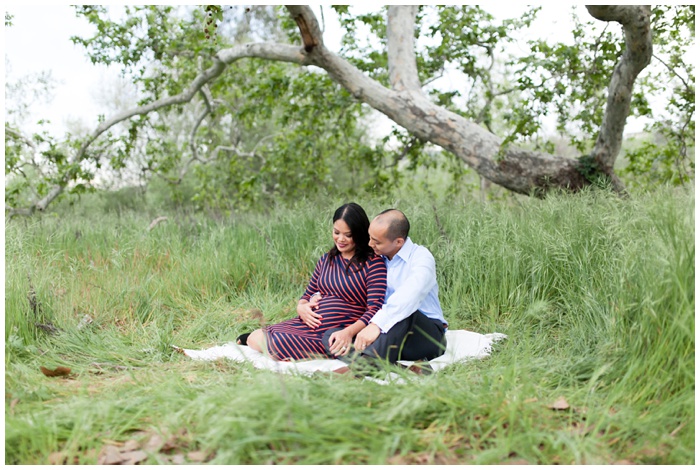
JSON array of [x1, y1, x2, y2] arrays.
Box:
[[300, 253, 327, 301], [358, 256, 388, 325]]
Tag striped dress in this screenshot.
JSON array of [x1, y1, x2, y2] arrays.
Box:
[[264, 252, 387, 361]]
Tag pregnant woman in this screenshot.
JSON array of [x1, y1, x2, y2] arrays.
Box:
[[240, 202, 387, 361]]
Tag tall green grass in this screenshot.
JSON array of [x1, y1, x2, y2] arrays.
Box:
[[4, 186, 694, 464]]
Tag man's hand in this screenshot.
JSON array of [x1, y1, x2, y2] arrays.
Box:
[[354, 323, 381, 351]]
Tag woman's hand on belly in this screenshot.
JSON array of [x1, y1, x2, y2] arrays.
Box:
[[297, 294, 322, 329]]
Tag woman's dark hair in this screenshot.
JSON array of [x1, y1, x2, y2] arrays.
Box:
[[328, 202, 373, 272]]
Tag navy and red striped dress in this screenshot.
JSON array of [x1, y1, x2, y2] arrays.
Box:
[[263, 252, 387, 361]]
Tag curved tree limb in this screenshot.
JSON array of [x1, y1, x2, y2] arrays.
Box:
[[292, 5, 653, 194], [585, 5, 653, 177], [190, 88, 214, 164], [31, 60, 227, 212], [295, 6, 589, 194]]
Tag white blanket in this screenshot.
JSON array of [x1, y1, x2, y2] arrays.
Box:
[[176, 330, 506, 379]]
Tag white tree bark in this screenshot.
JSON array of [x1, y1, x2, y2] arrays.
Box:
[[14, 4, 653, 214], [387, 6, 423, 92], [586, 5, 653, 173]]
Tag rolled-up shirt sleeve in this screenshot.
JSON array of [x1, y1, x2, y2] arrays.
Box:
[[370, 248, 437, 333]]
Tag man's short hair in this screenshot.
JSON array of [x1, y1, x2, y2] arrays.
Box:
[[377, 209, 410, 240]]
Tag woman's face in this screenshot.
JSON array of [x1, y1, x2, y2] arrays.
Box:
[[333, 219, 356, 258]]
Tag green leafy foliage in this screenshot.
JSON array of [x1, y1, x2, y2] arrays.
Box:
[[619, 5, 695, 188], [64, 6, 397, 211], [4, 6, 695, 215], [510, 12, 624, 152]]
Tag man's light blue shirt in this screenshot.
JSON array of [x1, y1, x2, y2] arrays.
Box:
[[370, 237, 447, 333]]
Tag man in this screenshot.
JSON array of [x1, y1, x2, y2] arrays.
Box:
[[323, 209, 447, 365]]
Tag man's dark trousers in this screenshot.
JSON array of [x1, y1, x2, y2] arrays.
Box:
[[323, 310, 446, 364]]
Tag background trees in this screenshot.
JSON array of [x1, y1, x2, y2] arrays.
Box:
[[4, 5, 694, 215]]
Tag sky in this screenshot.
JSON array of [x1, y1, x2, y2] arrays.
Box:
[[4, 5, 127, 134], [3, 5, 105, 130]]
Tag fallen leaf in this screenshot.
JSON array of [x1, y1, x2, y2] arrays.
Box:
[[144, 434, 165, 452], [121, 450, 148, 465], [187, 450, 208, 462], [613, 459, 635, 465], [47, 451, 67, 465], [96, 442, 149, 465], [98, 445, 124, 465], [10, 398, 20, 413], [549, 396, 570, 410], [163, 427, 189, 451], [123, 439, 140, 452], [171, 454, 186, 464], [40, 366, 72, 377], [524, 397, 538, 404]]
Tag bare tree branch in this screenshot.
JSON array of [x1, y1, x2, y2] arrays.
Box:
[[6, 126, 37, 150], [387, 6, 422, 92], [285, 5, 324, 51], [190, 89, 214, 164], [652, 53, 691, 90]]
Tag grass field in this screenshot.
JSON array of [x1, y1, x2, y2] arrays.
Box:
[[4, 186, 694, 464]]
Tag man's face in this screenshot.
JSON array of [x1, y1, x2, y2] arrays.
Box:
[[368, 221, 403, 259]]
